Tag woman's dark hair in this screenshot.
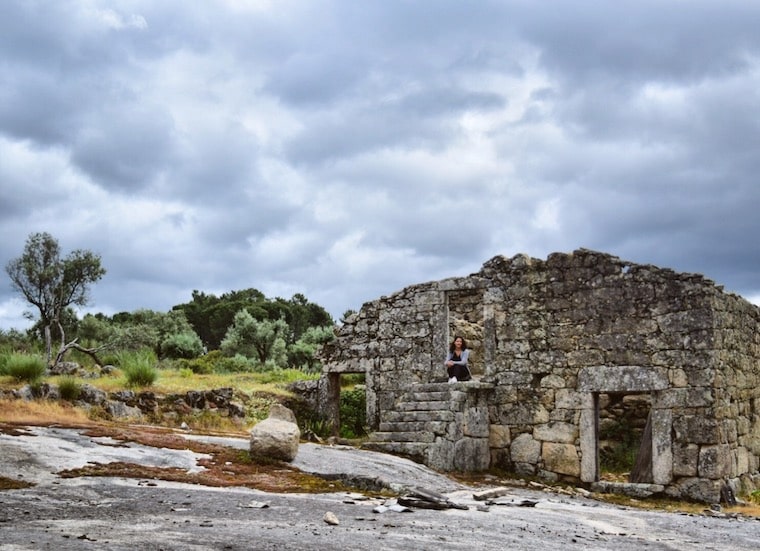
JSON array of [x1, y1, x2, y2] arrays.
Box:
[[449, 335, 468, 353]]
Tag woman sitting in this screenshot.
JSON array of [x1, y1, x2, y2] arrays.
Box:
[[444, 336, 471, 383]]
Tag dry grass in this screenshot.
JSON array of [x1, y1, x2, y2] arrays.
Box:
[[0, 403, 366, 495], [1, 368, 314, 397], [0, 398, 93, 426]]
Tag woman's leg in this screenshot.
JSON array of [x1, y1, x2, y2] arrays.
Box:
[[455, 364, 471, 381]]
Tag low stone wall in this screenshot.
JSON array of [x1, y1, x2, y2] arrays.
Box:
[[3, 384, 248, 422]]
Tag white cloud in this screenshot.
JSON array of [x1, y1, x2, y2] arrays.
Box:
[[0, 298, 32, 333], [1, 0, 760, 329]]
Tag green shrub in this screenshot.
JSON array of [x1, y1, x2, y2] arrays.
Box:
[[178, 367, 194, 378], [160, 332, 204, 359], [339, 387, 367, 439], [0, 330, 37, 354], [341, 373, 365, 388], [118, 349, 158, 387], [174, 349, 222, 374], [599, 418, 641, 474], [216, 354, 256, 373], [301, 417, 332, 440], [123, 361, 158, 387], [98, 352, 121, 368], [287, 325, 334, 372], [58, 376, 82, 401], [2, 353, 46, 383]]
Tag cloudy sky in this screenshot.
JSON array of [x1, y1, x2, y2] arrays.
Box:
[[1, 0, 759, 331]]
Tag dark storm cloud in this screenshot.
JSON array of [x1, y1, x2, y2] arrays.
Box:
[[1, 0, 759, 330], [71, 104, 177, 191]]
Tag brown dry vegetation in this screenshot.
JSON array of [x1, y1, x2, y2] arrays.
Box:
[[2, 398, 759, 518], [0, 399, 361, 495]]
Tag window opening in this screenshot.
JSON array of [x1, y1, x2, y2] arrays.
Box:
[[446, 289, 485, 378]]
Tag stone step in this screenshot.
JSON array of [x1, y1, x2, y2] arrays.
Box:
[[380, 410, 455, 423], [403, 390, 471, 406], [405, 390, 454, 402], [362, 440, 430, 460], [368, 431, 435, 443], [377, 420, 451, 435], [410, 382, 457, 392], [395, 401, 453, 412], [378, 420, 428, 432]]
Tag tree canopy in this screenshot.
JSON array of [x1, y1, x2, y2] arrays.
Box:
[[5, 232, 105, 358], [173, 289, 333, 350], [4, 232, 337, 370]]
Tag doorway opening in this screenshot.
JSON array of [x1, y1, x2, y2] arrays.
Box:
[[324, 371, 369, 441], [597, 392, 653, 483], [337, 372, 368, 440]]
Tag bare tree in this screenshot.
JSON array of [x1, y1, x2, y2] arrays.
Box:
[[5, 232, 106, 364]]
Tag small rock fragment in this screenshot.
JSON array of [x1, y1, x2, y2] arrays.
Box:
[[323, 511, 339, 525], [239, 500, 269, 509], [473, 486, 510, 501]]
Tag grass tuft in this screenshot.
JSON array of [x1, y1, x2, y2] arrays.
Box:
[[2, 354, 46, 383]]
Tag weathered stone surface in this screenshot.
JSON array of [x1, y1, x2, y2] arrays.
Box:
[[489, 424, 510, 448], [534, 422, 576, 444], [269, 403, 298, 423], [250, 417, 300, 462], [673, 443, 699, 477], [49, 361, 80, 375], [249, 405, 300, 462], [453, 437, 490, 471], [105, 400, 142, 419], [578, 365, 668, 392], [591, 481, 665, 499], [511, 433, 541, 464], [542, 442, 580, 477], [698, 444, 731, 479], [462, 406, 489, 438]]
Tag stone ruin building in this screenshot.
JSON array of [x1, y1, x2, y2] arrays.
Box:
[[317, 249, 760, 503]]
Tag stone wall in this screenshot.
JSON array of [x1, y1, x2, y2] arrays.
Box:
[[320, 249, 760, 502]]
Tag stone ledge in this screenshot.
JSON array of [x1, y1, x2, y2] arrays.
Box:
[[382, 410, 456, 422], [362, 441, 430, 459], [591, 481, 665, 499], [369, 431, 435, 443], [379, 421, 428, 432], [411, 381, 495, 392]]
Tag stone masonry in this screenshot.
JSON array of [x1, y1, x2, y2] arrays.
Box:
[[319, 249, 760, 503]]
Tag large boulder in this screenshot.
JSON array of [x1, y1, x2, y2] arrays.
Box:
[[249, 405, 300, 462]]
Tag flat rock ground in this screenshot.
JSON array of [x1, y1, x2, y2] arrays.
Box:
[[1, 427, 759, 550]]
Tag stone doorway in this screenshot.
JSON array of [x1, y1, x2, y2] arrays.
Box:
[[579, 366, 672, 486], [597, 392, 653, 483]]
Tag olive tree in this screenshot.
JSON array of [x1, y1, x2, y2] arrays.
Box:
[[220, 309, 288, 368], [5, 232, 106, 363]]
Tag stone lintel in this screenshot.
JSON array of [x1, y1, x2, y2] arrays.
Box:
[[578, 365, 669, 393]]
